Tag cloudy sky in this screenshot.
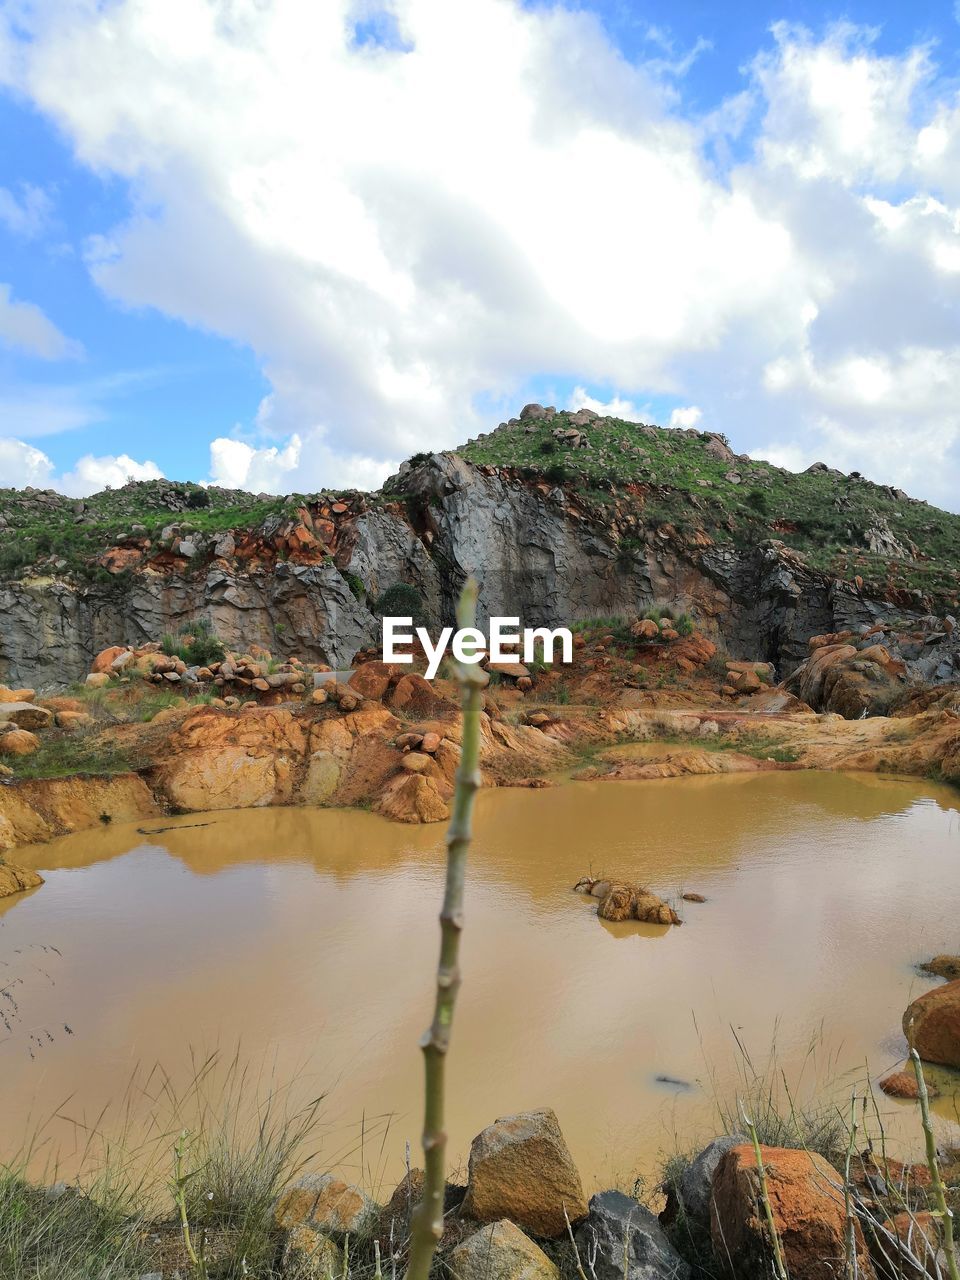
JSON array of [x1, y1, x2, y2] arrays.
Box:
[[1, 1, 959, 506]]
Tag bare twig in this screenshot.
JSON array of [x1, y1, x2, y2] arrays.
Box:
[[910, 1049, 959, 1280], [404, 579, 485, 1280]]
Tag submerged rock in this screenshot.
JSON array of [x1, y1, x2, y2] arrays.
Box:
[[461, 1107, 587, 1238], [920, 954, 960, 982]]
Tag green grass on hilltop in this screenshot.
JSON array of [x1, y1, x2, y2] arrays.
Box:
[[458, 412, 960, 606]]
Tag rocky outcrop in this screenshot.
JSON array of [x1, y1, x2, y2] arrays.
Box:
[[903, 979, 960, 1069], [3, 450, 954, 691], [710, 1145, 874, 1280], [461, 1108, 588, 1238], [0, 861, 44, 897]]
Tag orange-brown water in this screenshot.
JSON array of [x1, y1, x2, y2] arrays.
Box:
[[3, 770, 959, 1190]]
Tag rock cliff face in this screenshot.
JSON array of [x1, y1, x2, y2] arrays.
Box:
[[1, 449, 956, 690]]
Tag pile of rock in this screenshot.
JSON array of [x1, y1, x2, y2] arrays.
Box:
[[269, 1104, 957, 1280], [0, 683, 59, 762], [574, 876, 682, 926], [86, 642, 325, 702]]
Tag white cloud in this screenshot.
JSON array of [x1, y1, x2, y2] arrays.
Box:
[[0, 437, 55, 487], [668, 405, 702, 429], [58, 453, 164, 497], [0, 283, 79, 359], [0, 183, 54, 238], [208, 431, 394, 494], [567, 387, 647, 421], [0, 8, 959, 505]]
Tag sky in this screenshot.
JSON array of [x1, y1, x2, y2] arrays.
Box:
[[1, 1, 959, 506]]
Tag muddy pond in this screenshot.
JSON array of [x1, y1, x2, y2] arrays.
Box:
[[2, 770, 959, 1190]]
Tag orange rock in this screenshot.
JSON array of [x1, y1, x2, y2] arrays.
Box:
[[0, 862, 44, 898], [55, 710, 94, 731], [711, 1145, 874, 1280], [389, 674, 456, 719], [461, 1108, 587, 1238], [878, 1070, 937, 1100], [420, 731, 441, 753], [0, 687, 36, 703], [903, 979, 960, 1068], [376, 772, 450, 823], [348, 661, 402, 701], [92, 645, 130, 674], [0, 729, 39, 756]]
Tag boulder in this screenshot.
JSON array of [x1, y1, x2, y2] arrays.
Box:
[[389, 674, 456, 719], [879, 1070, 938, 1100], [400, 751, 432, 774], [0, 729, 40, 756], [667, 1135, 747, 1229], [274, 1172, 378, 1238], [85, 673, 111, 689], [281, 1225, 342, 1279], [0, 862, 44, 898], [420, 731, 441, 753], [920, 955, 960, 982], [91, 645, 129, 674], [55, 710, 94, 731], [461, 1107, 587, 1238], [0, 687, 36, 703], [903, 979, 960, 1068], [448, 1220, 558, 1280], [349, 661, 402, 701], [871, 1211, 942, 1280], [710, 1145, 874, 1280], [631, 619, 660, 641], [576, 1190, 690, 1280], [0, 702, 53, 731]]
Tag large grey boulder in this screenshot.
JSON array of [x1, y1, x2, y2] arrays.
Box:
[[575, 1191, 690, 1280]]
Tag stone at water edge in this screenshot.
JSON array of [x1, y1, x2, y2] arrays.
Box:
[[920, 955, 960, 982], [575, 1190, 690, 1280], [281, 1225, 343, 1280], [664, 1134, 747, 1230], [710, 1145, 875, 1280], [453, 1218, 560, 1280], [0, 863, 44, 898], [879, 1069, 939, 1100], [448, 1219, 559, 1280], [274, 1172, 378, 1238], [903, 979, 960, 1069], [461, 1107, 588, 1238]]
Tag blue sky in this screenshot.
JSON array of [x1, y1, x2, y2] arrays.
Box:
[[1, 0, 960, 504]]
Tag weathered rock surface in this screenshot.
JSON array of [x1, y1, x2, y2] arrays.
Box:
[[448, 1219, 559, 1280], [281, 1225, 343, 1279], [710, 1145, 874, 1280], [575, 1190, 690, 1280], [0, 861, 44, 898], [3, 451, 954, 691], [903, 979, 960, 1068], [0, 774, 158, 854], [274, 1172, 378, 1238], [920, 954, 960, 982], [461, 1108, 588, 1238], [667, 1135, 747, 1229]]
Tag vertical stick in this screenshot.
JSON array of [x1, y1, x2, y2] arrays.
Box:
[[910, 1049, 959, 1280], [405, 578, 485, 1280]]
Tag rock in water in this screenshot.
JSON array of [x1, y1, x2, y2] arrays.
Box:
[[920, 955, 960, 982], [448, 1220, 559, 1279], [461, 1108, 587, 1238], [576, 1191, 690, 1280], [0, 862, 44, 898], [711, 1145, 874, 1280], [903, 979, 960, 1069]]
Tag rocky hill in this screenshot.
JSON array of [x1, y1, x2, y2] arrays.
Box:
[[1, 405, 959, 690]]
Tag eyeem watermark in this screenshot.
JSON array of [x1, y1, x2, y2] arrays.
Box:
[[383, 617, 573, 680]]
